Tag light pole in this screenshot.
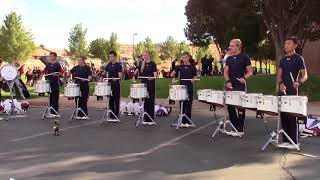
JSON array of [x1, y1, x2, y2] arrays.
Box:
[[132, 33, 137, 60]]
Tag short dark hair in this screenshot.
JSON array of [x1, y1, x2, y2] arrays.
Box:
[[0, 58, 3, 64], [181, 51, 190, 56], [79, 56, 87, 60], [50, 52, 57, 57], [286, 36, 299, 45], [109, 51, 117, 57]]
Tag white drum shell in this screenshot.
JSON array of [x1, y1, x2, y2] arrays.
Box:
[[241, 93, 263, 109], [207, 90, 225, 105], [130, 83, 148, 99], [197, 89, 211, 102], [257, 95, 279, 114], [94, 82, 111, 96], [169, 85, 188, 101], [280, 96, 308, 117], [225, 91, 245, 106], [64, 84, 80, 97], [35, 81, 50, 93]]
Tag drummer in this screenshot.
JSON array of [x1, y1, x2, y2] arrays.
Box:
[[224, 39, 253, 136], [44, 52, 64, 116], [69, 56, 93, 118], [102, 51, 122, 121], [278, 36, 308, 149], [133, 51, 157, 125], [170, 51, 198, 128]]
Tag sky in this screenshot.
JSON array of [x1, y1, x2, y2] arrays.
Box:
[[0, 0, 189, 49]]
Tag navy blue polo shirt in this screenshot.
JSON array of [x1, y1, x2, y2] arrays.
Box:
[[104, 62, 122, 84], [174, 64, 197, 92], [70, 65, 92, 87], [225, 53, 251, 91], [45, 62, 62, 92], [280, 53, 306, 95], [139, 61, 157, 85]]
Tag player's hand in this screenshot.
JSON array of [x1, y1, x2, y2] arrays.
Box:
[[147, 76, 153, 81], [132, 76, 136, 82], [279, 83, 287, 93], [0, 77, 4, 81], [226, 82, 233, 89], [239, 78, 246, 84], [112, 77, 116, 81], [191, 78, 196, 84], [51, 73, 57, 77], [294, 81, 300, 88], [172, 78, 176, 84]]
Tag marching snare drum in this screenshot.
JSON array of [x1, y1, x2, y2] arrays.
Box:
[[207, 90, 225, 106], [94, 82, 111, 96], [0, 64, 18, 81], [257, 95, 279, 115], [35, 80, 50, 93], [280, 96, 308, 117], [241, 93, 263, 109], [225, 91, 245, 107], [197, 89, 211, 102], [64, 83, 80, 97], [130, 83, 148, 99], [169, 85, 188, 101]]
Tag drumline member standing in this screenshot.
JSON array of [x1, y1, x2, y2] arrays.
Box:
[[171, 52, 198, 128], [103, 51, 122, 121], [224, 39, 253, 136], [278, 36, 308, 149], [133, 51, 157, 125], [69, 56, 93, 118], [43, 52, 64, 116]]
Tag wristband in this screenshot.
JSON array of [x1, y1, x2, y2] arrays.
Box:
[[226, 80, 231, 83]]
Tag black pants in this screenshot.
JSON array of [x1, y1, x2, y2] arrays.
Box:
[[50, 90, 59, 114], [144, 84, 155, 122], [77, 85, 89, 117], [109, 83, 120, 119], [281, 112, 298, 144], [181, 91, 193, 124], [280, 89, 299, 144], [227, 105, 246, 132]]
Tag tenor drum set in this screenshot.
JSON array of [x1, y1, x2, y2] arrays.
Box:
[[197, 88, 308, 151], [0, 64, 28, 119]]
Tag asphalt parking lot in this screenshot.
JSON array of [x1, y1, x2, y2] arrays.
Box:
[[0, 106, 319, 180]]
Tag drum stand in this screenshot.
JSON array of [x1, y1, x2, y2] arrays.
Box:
[[211, 94, 243, 138], [69, 96, 89, 121], [5, 81, 28, 120], [171, 100, 196, 129], [41, 92, 61, 120], [261, 105, 301, 151], [135, 98, 157, 127], [100, 95, 120, 124]]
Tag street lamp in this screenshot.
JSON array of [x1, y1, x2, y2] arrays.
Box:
[[132, 33, 138, 59]]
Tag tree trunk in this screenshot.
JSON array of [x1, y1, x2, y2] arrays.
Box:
[[259, 59, 263, 74], [274, 44, 284, 92]]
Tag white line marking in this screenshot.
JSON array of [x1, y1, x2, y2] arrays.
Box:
[[11, 121, 99, 142]]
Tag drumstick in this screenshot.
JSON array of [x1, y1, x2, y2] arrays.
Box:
[[75, 77, 90, 81], [44, 72, 59, 77], [103, 78, 120, 81], [138, 76, 157, 79]]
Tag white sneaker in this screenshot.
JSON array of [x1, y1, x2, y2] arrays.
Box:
[[179, 123, 187, 128], [142, 121, 148, 125], [147, 122, 156, 126], [47, 113, 58, 118], [81, 116, 89, 120], [108, 118, 120, 122], [227, 131, 244, 137]]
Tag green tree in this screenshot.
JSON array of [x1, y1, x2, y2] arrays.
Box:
[[161, 36, 178, 61], [134, 37, 160, 64], [68, 23, 89, 58], [0, 11, 35, 62], [175, 41, 191, 59], [103, 32, 120, 60], [89, 38, 108, 59], [195, 46, 211, 61]]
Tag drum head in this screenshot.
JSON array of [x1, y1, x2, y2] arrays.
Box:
[[1, 65, 18, 81]]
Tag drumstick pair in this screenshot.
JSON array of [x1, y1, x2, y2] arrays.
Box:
[[172, 78, 200, 84], [75, 77, 90, 82]]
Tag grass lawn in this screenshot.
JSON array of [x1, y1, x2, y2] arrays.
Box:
[[2, 75, 320, 101]]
